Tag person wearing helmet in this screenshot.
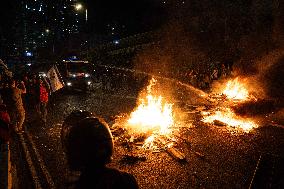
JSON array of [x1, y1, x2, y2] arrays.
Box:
[[62, 111, 138, 189]]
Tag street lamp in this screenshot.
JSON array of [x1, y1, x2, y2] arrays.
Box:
[[75, 3, 82, 11], [74, 3, 88, 22], [73, 3, 89, 58]]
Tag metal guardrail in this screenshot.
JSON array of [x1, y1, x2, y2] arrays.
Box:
[[0, 142, 12, 189], [1, 131, 56, 189]]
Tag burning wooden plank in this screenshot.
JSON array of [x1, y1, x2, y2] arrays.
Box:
[[213, 120, 227, 127], [166, 146, 186, 161], [157, 137, 186, 161], [194, 151, 205, 159]]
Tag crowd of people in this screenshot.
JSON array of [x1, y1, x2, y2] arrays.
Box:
[[0, 60, 139, 188], [0, 65, 50, 141], [176, 63, 232, 91]]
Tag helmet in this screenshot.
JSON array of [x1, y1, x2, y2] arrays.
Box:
[[61, 110, 93, 148], [61, 111, 113, 171]]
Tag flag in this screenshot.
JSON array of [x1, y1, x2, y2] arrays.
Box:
[[47, 65, 64, 92]]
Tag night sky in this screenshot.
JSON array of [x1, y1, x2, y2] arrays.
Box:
[[0, 0, 18, 36], [85, 0, 168, 34], [0, 0, 168, 36]]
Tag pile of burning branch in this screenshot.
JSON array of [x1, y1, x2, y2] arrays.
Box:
[[112, 76, 264, 162], [112, 78, 187, 161], [201, 77, 259, 132]]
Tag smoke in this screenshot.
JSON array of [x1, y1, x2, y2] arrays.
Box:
[[132, 1, 284, 109], [261, 55, 284, 99], [248, 49, 284, 100], [133, 20, 207, 77]]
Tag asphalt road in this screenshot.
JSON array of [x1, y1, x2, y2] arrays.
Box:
[[23, 76, 284, 189]]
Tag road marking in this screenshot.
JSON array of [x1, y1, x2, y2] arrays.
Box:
[[25, 132, 56, 189], [18, 133, 43, 189]]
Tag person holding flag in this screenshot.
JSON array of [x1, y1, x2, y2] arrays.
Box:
[[46, 65, 64, 93]]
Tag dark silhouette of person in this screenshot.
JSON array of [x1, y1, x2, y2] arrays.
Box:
[[61, 110, 138, 189]]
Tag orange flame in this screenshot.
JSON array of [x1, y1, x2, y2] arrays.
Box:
[[126, 78, 174, 135], [222, 77, 249, 100], [202, 108, 258, 132]]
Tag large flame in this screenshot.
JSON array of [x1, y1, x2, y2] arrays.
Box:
[[202, 108, 258, 132], [202, 77, 258, 132], [126, 78, 174, 135], [222, 77, 249, 100]]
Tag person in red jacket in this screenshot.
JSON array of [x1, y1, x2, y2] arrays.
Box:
[[36, 78, 49, 125]]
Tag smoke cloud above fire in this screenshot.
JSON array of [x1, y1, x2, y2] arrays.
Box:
[[134, 1, 284, 101]]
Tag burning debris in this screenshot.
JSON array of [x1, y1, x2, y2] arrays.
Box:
[[112, 76, 266, 163], [113, 78, 187, 160], [222, 77, 250, 101], [202, 108, 258, 132], [202, 77, 259, 132], [125, 78, 174, 135]]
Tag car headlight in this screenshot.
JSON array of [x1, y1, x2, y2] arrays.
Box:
[[85, 73, 90, 78], [39, 72, 47, 77], [67, 82, 72, 86]]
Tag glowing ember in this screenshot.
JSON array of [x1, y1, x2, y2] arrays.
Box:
[[142, 135, 157, 150], [126, 78, 174, 135], [222, 77, 249, 100], [202, 108, 258, 132]]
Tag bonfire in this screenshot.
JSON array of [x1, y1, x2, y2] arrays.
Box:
[[223, 77, 249, 100], [202, 77, 258, 132], [115, 78, 177, 150]]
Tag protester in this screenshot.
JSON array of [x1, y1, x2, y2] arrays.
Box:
[[0, 59, 12, 84], [61, 110, 138, 189], [220, 63, 228, 79], [36, 78, 49, 125], [1, 79, 26, 133], [25, 75, 38, 110], [211, 68, 219, 80]]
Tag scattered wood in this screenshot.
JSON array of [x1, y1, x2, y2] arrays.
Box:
[[196, 106, 206, 111], [166, 147, 186, 161], [157, 137, 186, 161], [134, 142, 144, 146], [120, 154, 146, 165], [194, 151, 205, 159], [213, 120, 227, 126]]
